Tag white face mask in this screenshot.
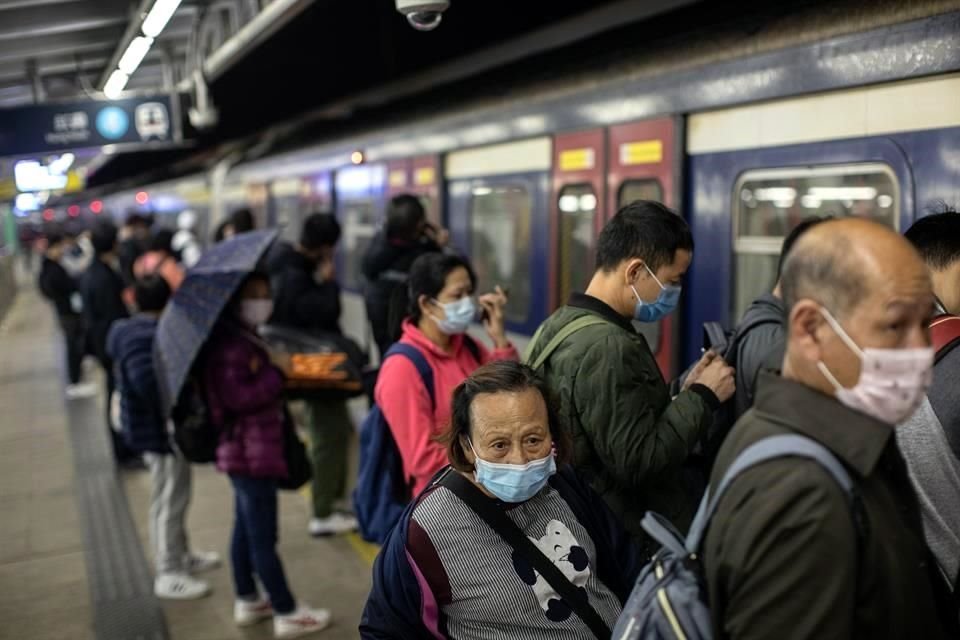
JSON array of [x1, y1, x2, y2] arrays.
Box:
[[241, 299, 274, 327], [816, 307, 933, 425]]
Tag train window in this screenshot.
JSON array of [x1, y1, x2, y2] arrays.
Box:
[[556, 184, 597, 305], [732, 163, 899, 321], [340, 197, 378, 291], [469, 185, 533, 324], [618, 179, 664, 208]]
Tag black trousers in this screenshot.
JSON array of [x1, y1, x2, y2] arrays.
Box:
[[57, 314, 86, 385]]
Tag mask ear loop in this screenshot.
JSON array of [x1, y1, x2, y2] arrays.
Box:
[[816, 306, 864, 391]]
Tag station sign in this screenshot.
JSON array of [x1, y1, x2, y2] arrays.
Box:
[[0, 95, 179, 157]]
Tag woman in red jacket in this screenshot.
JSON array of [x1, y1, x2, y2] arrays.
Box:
[[375, 253, 518, 497]]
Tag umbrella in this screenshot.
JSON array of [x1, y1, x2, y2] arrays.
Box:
[[154, 229, 279, 414]]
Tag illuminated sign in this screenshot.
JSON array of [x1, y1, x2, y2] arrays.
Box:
[[619, 140, 663, 166], [14, 159, 68, 191], [559, 148, 596, 172], [414, 167, 435, 186], [389, 170, 407, 188]]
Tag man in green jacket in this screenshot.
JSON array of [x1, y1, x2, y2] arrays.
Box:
[[704, 218, 958, 638], [525, 200, 735, 550]]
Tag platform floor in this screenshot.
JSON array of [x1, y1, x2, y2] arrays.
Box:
[[0, 289, 374, 640]]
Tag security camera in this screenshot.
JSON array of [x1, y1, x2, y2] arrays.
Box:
[[395, 0, 449, 31]]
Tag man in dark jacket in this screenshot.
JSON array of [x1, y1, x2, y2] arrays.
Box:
[[362, 194, 448, 359], [107, 275, 219, 599], [117, 213, 152, 286], [81, 220, 136, 466], [38, 229, 96, 399], [271, 213, 357, 537], [899, 209, 960, 590], [524, 200, 735, 552], [703, 218, 958, 638]]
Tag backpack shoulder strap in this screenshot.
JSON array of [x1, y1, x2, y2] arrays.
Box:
[[527, 315, 609, 370], [440, 471, 611, 639], [384, 344, 435, 410], [931, 315, 960, 364], [686, 434, 856, 552]]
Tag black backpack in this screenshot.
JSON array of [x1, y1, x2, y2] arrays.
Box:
[[170, 375, 218, 463]]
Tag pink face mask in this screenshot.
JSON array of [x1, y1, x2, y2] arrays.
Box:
[[817, 307, 933, 425]]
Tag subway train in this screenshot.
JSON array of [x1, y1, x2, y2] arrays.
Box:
[[81, 8, 960, 376]]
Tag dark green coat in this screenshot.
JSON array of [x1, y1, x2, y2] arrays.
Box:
[[526, 294, 716, 550], [704, 373, 958, 639]]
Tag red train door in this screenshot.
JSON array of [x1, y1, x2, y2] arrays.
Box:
[[386, 155, 442, 227], [550, 130, 606, 312], [607, 117, 681, 378]]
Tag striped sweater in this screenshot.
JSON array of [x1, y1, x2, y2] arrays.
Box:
[[107, 315, 169, 454]]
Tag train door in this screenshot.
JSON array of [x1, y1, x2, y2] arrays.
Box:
[[550, 130, 605, 312], [446, 138, 551, 348], [607, 117, 681, 378], [386, 155, 442, 227]]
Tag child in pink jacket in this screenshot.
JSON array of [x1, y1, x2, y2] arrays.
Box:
[[374, 253, 517, 496]]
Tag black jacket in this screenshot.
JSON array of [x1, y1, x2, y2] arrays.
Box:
[[361, 233, 441, 353], [38, 256, 79, 317], [270, 251, 341, 335], [80, 258, 129, 363]]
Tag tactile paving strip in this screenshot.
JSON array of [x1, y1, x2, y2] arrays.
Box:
[[67, 394, 169, 640]]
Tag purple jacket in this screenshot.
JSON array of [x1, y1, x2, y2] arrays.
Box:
[[203, 324, 288, 479]]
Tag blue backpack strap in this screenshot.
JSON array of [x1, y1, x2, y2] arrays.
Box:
[[686, 434, 855, 553], [383, 343, 435, 410]]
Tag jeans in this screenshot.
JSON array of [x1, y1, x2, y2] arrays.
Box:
[[304, 398, 353, 519], [145, 451, 192, 574], [228, 475, 296, 614]]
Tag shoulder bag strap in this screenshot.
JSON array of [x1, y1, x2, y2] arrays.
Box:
[[930, 315, 960, 364], [440, 471, 612, 640], [385, 343, 435, 411], [527, 316, 609, 371]]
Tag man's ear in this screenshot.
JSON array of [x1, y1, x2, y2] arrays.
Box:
[[789, 299, 827, 363]]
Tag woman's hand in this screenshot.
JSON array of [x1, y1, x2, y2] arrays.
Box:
[[478, 285, 509, 349]]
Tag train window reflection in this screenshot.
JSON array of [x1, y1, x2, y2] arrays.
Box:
[[340, 197, 378, 291], [732, 163, 899, 322], [618, 179, 664, 208], [469, 185, 532, 324], [556, 183, 597, 306]]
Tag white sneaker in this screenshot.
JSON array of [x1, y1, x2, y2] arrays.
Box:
[[186, 550, 222, 573], [154, 573, 211, 600], [235, 597, 273, 627], [65, 382, 98, 399], [273, 605, 331, 638], [308, 513, 358, 537]]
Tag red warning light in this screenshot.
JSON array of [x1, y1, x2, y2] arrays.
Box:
[[90, 200, 103, 214], [135, 191, 149, 205], [68, 205, 80, 217], [43, 209, 55, 221]]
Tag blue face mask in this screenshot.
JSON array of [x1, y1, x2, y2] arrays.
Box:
[[470, 441, 557, 503], [431, 296, 476, 335], [632, 264, 681, 323]]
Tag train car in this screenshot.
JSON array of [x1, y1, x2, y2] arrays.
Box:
[[89, 7, 960, 376]]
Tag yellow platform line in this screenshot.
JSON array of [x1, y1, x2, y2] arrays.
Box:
[[298, 477, 380, 567]]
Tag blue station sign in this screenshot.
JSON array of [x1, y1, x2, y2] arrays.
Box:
[[0, 95, 179, 157]]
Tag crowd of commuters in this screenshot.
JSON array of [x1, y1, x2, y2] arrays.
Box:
[[32, 195, 960, 639]]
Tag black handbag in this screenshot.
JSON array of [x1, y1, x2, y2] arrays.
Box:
[[277, 408, 312, 491]]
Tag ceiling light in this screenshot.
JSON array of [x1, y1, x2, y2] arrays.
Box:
[[104, 70, 129, 99], [118, 36, 154, 75], [142, 0, 183, 38]]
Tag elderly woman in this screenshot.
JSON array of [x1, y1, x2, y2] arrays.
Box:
[[361, 360, 641, 639]]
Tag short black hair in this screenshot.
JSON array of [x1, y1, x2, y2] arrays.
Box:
[[776, 216, 832, 280], [230, 208, 255, 234], [134, 274, 171, 312], [300, 213, 341, 250], [150, 228, 174, 253], [904, 206, 960, 270], [45, 226, 66, 248], [125, 213, 151, 228], [388, 252, 476, 343], [595, 200, 693, 272], [91, 220, 118, 255], [385, 194, 426, 242], [213, 220, 229, 243], [440, 360, 572, 473]]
